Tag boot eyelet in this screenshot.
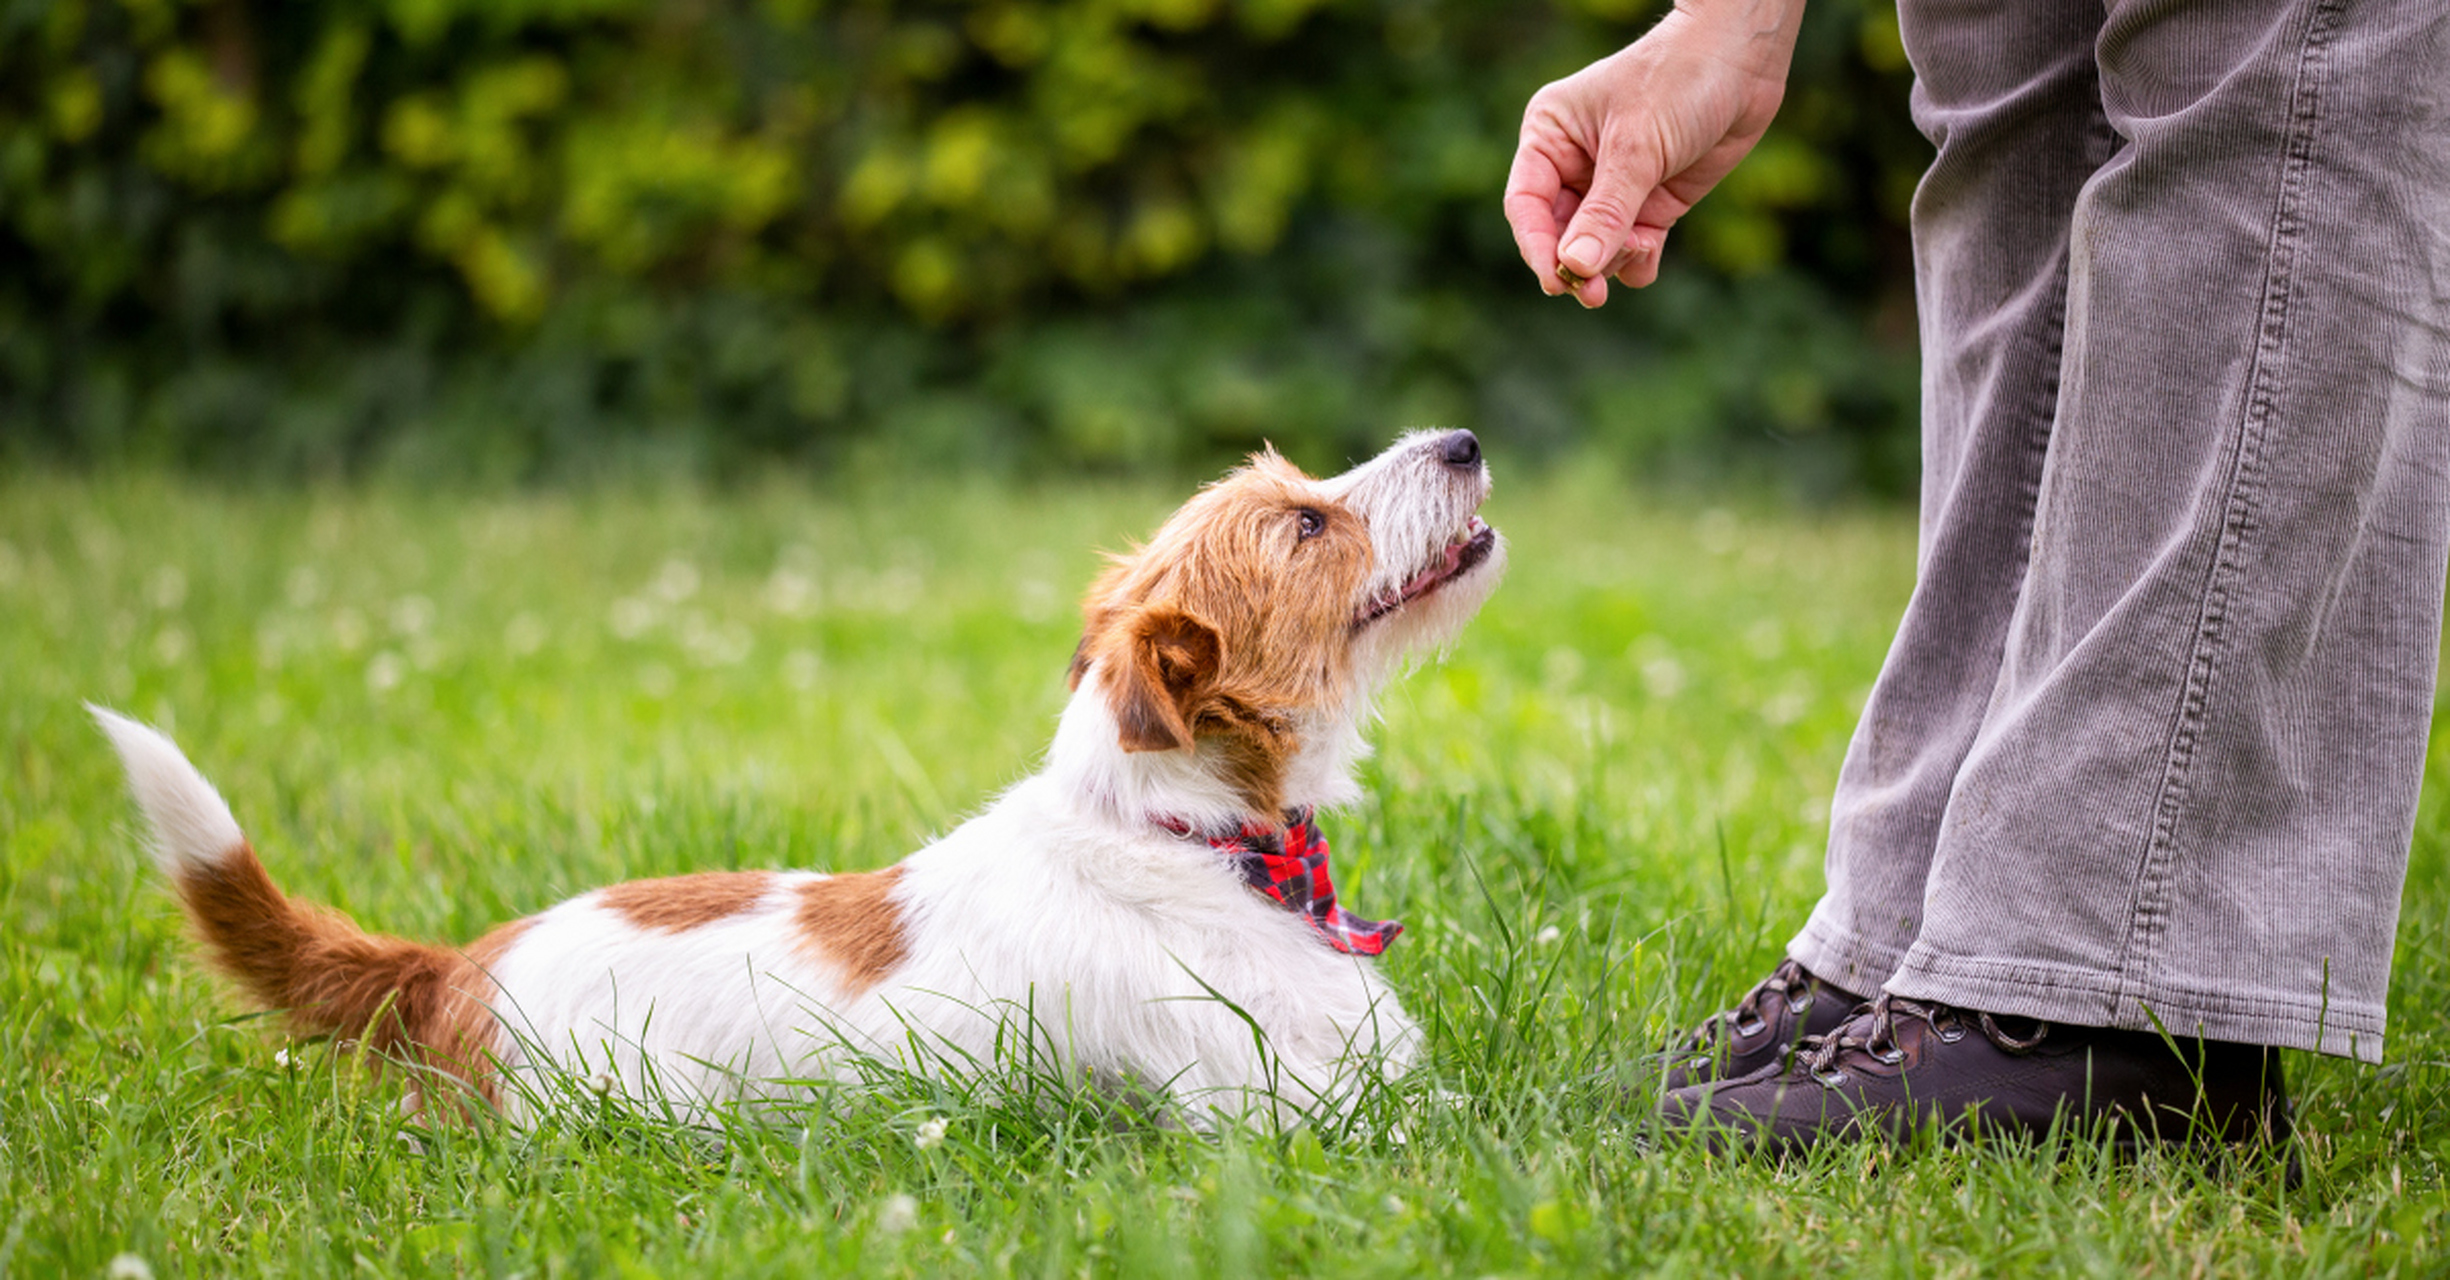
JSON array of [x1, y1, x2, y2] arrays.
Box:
[[1731, 1013, 1768, 1038], [1811, 1067, 1850, 1089], [1870, 1044, 1906, 1065], [1937, 1024, 1966, 1043], [1785, 992, 1813, 1016]]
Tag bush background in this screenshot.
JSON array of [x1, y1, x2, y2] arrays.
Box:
[[1, 0, 1928, 489]]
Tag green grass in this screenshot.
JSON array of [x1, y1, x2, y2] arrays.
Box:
[[3, 468, 2445, 1277]]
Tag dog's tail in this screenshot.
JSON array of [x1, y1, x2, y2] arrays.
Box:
[[90, 706, 499, 1083]]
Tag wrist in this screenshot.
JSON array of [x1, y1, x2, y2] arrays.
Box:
[[1647, 0, 1807, 84], [1669, 0, 1809, 33], [1659, 0, 1809, 61]]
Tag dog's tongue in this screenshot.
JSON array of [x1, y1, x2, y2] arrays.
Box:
[[1398, 519, 1486, 600], [1398, 542, 1467, 600]]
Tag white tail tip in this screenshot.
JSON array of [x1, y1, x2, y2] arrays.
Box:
[[88, 704, 246, 874]]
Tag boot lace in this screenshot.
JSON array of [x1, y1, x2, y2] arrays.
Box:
[[1800, 994, 2050, 1086], [1688, 957, 1819, 1050]]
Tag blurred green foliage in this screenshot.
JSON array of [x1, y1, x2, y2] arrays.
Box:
[[0, 0, 1928, 488]]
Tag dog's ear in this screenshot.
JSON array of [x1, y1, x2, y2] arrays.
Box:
[[1106, 606, 1223, 753], [1067, 635, 1092, 692]]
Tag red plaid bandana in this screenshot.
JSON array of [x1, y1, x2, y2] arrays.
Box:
[[1155, 807, 1403, 957]]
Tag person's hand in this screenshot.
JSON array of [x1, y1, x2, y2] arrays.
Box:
[[1506, 0, 1808, 307]]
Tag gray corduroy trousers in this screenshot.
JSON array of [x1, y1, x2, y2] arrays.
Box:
[[1787, 0, 2450, 1061]]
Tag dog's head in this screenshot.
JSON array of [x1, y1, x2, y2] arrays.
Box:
[[1058, 430, 1504, 823]]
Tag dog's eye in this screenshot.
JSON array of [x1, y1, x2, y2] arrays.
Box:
[[1295, 508, 1326, 540]]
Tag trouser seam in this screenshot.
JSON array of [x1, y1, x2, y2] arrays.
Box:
[[2114, 0, 2344, 1010]]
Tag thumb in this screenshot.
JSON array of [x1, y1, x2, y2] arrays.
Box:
[[1555, 130, 1663, 283]]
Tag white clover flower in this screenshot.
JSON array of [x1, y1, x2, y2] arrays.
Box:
[[107, 1253, 153, 1280], [763, 568, 819, 617], [1013, 577, 1057, 623], [609, 597, 656, 638], [390, 595, 434, 637], [876, 1193, 919, 1236], [653, 559, 700, 603], [146, 566, 187, 611], [504, 613, 548, 656], [587, 1072, 614, 1098], [681, 614, 751, 667], [1534, 925, 1563, 946], [913, 1116, 948, 1150], [151, 628, 191, 666]]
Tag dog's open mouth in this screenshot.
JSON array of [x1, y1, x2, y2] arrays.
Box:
[[1355, 518, 1497, 629]]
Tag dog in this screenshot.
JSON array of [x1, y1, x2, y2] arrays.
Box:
[[95, 430, 1504, 1126]]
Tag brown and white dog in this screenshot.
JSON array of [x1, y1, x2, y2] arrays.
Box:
[[95, 430, 1504, 1126]]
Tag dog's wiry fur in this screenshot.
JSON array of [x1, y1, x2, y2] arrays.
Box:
[[95, 431, 1504, 1125]]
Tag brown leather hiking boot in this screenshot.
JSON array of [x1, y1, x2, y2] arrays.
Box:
[[1659, 994, 2296, 1163], [1660, 957, 1866, 1091]]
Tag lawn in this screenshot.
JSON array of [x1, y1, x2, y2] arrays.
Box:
[[3, 466, 2444, 1277]]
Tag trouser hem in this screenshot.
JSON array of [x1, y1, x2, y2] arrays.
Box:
[[1786, 916, 1911, 1004], [1885, 948, 2386, 1062]]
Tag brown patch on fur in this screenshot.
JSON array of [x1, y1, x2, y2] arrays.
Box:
[[597, 870, 775, 932], [793, 866, 910, 993], [172, 843, 523, 1115], [1074, 450, 1375, 813], [413, 916, 534, 1113]]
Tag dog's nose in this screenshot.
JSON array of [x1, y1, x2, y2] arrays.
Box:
[[1438, 430, 1480, 469]]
